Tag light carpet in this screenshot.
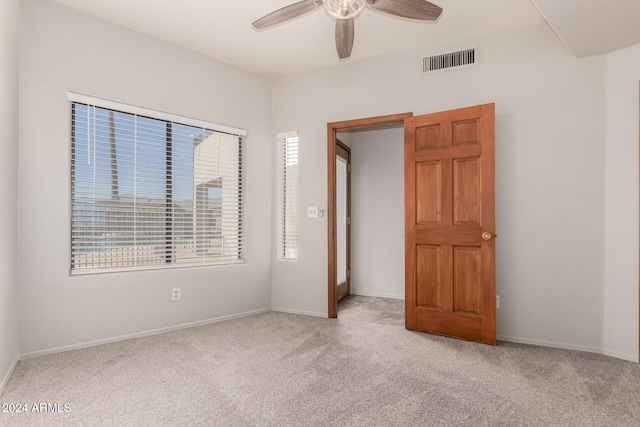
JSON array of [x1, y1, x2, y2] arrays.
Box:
[[1, 296, 639, 426]]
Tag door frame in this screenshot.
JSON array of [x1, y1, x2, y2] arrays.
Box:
[[336, 140, 352, 303], [327, 112, 413, 318]]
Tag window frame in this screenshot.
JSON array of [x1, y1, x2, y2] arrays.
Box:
[[68, 92, 247, 275], [277, 131, 299, 261]]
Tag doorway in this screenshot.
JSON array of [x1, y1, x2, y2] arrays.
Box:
[[327, 113, 413, 318], [327, 105, 496, 347]]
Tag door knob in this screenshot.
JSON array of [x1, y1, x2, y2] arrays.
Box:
[[482, 232, 493, 241]]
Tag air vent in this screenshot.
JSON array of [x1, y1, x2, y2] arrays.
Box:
[[421, 46, 478, 75]]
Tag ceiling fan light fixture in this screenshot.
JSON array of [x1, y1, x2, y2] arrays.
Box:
[[323, 0, 366, 19]]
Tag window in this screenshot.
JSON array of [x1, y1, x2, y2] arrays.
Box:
[[70, 94, 246, 274], [278, 133, 299, 259]]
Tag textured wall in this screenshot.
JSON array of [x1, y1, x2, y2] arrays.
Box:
[[272, 23, 608, 352], [0, 0, 21, 393], [19, 0, 273, 355], [603, 43, 640, 362]]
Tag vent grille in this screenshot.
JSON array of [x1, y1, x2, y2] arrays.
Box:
[[421, 47, 477, 74]]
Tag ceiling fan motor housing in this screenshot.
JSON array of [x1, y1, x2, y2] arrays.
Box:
[[324, 0, 367, 19]]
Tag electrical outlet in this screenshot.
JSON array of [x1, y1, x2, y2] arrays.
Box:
[[496, 295, 500, 309], [172, 288, 181, 301], [307, 206, 319, 218]]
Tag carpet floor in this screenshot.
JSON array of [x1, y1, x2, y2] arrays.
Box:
[[1, 296, 639, 426]]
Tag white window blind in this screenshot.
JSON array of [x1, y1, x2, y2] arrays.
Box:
[[70, 99, 245, 274], [278, 133, 299, 260]]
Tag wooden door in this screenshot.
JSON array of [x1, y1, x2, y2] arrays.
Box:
[[336, 141, 351, 302], [404, 104, 496, 345]]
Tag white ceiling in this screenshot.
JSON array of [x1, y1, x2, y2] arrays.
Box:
[[52, 0, 640, 76], [531, 0, 640, 58]]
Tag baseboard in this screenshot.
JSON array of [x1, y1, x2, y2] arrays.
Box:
[[497, 335, 603, 355], [351, 291, 405, 300], [499, 335, 640, 363], [271, 307, 327, 318], [20, 308, 271, 359], [0, 355, 19, 398], [602, 349, 639, 363], [16, 307, 639, 365]]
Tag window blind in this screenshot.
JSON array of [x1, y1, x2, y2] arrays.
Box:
[[278, 134, 299, 259], [70, 100, 245, 274]]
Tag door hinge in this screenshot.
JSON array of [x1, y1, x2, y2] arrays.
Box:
[[347, 269, 350, 278], [347, 217, 351, 225], [347, 163, 351, 173]]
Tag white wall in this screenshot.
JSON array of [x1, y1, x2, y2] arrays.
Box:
[[349, 127, 405, 299], [603, 43, 640, 362], [19, 0, 273, 355], [12, 0, 637, 365], [272, 22, 608, 352], [0, 0, 21, 393]]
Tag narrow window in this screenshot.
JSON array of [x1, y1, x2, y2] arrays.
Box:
[[70, 94, 246, 274], [278, 133, 299, 260]]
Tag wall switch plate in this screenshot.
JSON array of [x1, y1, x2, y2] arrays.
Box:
[[307, 206, 319, 218], [172, 288, 181, 301], [496, 295, 500, 309]]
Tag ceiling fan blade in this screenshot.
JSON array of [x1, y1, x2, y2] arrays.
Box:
[[252, 0, 323, 30], [366, 0, 442, 21], [335, 18, 355, 60]]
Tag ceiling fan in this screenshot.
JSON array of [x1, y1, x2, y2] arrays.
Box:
[[252, 0, 443, 60]]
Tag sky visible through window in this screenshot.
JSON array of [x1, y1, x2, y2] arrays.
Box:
[[73, 105, 209, 203]]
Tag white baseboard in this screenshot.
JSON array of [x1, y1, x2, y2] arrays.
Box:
[[497, 335, 603, 355], [20, 308, 271, 359], [0, 355, 19, 398], [499, 335, 640, 363], [271, 307, 327, 318], [15, 306, 639, 366], [351, 291, 405, 300], [602, 349, 639, 363]]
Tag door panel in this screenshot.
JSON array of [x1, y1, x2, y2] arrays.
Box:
[[416, 162, 441, 224], [405, 103, 496, 345], [453, 158, 481, 225], [416, 125, 442, 150], [416, 245, 441, 309], [452, 246, 482, 314], [452, 119, 479, 146]]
